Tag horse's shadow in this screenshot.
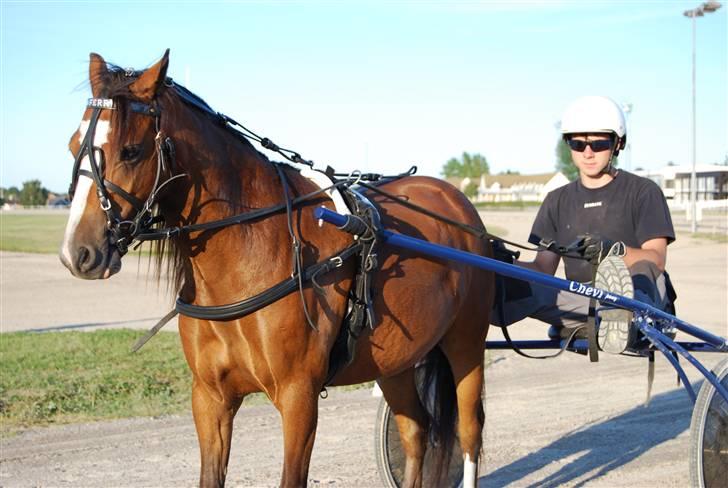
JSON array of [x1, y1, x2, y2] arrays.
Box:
[[479, 384, 696, 487]]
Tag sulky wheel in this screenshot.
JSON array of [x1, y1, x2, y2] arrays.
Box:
[[690, 357, 728, 488], [374, 397, 464, 488]]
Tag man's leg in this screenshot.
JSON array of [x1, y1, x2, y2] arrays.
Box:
[[631, 260, 670, 311], [490, 260, 670, 348], [491, 281, 590, 331]]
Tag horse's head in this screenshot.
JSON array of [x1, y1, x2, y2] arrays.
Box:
[[60, 50, 171, 279]]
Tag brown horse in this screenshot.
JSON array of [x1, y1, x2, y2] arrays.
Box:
[[60, 50, 494, 487]]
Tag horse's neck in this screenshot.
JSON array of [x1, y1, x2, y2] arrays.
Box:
[[168, 105, 294, 305]]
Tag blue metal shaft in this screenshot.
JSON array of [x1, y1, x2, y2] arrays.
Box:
[[485, 340, 720, 353], [314, 207, 728, 351], [638, 318, 728, 404]]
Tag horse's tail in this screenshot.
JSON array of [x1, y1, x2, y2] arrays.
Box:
[[419, 346, 458, 484]]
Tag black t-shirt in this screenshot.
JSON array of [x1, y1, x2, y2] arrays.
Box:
[[528, 171, 675, 283]]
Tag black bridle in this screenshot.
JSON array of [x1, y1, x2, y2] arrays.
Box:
[[68, 97, 183, 254]]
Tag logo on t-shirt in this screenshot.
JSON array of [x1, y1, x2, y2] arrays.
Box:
[[584, 201, 603, 208]]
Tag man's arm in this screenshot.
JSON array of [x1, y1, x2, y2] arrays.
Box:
[[516, 249, 560, 276], [623, 237, 668, 272]]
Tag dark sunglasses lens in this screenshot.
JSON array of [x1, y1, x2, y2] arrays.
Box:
[[567, 139, 588, 151], [567, 139, 612, 152], [590, 140, 613, 152]]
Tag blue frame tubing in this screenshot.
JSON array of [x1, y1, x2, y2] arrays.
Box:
[[314, 208, 728, 404]]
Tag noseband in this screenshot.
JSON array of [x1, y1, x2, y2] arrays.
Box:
[[68, 97, 181, 255]]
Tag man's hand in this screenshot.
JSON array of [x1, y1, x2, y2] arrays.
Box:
[[575, 234, 625, 265]]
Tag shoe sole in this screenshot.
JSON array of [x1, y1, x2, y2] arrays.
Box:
[[595, 255, 634, 354]]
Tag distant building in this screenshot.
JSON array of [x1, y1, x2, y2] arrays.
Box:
[[634, 165, 728, 201], [47, 193, 70, 207], [445, 172, 569, 203]]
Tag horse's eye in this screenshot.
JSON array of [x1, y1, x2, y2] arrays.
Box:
[[120, 144, 142, 163]]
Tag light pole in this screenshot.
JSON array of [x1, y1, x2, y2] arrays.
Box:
[[684, 1, 722, 233]]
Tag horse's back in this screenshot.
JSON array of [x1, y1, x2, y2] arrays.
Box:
[[332, 175, 493, 384], [375, 175, 485, 241]]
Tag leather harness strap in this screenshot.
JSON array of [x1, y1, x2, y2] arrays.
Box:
[[175, 243, 362, 321]]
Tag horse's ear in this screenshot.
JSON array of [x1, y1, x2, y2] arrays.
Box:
[[129, 49, 170, 101], [89, 53, 108, 98]]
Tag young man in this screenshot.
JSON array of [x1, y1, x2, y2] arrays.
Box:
[[493, 96, 675, 354]]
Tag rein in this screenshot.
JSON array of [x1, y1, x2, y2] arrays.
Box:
[[356, 181, 591, 261]]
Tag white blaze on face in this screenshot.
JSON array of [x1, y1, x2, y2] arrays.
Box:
[[463, 453, 477, 488], [61, 118, 111, 264]]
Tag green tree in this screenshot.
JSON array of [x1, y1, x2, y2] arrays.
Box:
[[442, 157, 465, 178], [463, 181, 479, 199], [441, 151, 490, 178], [555, 138, 578, 181], [3, 186, 20, 203], [19, 180, 49, 206]]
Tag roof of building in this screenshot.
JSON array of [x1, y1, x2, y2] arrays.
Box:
[[481, 172, 559, 187], [444, 176, 466, 189]]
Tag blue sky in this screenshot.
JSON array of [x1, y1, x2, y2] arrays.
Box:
[[1, 1, 726, 193]]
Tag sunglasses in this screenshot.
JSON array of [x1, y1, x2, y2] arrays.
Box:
[[566, 138, 613, 153]]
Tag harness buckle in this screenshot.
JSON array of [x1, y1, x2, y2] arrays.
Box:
[[100, 196, 112, 211], [117, 220, 138, 237], [329, 256, 344, 268]]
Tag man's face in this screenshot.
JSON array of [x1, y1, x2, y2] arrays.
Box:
[[567, 133, 614, 178]]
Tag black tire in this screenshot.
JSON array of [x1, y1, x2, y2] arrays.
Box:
[[374, 397, 464, 488], [690, 357, 728, 488]]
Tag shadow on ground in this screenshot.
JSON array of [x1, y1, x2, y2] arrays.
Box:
[[480, 385, 694, 487]]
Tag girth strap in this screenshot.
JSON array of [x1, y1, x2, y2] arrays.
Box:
[[175, 243, 362, 321], [131, 242, 362, 352]]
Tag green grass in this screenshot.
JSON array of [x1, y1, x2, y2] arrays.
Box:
[[0, 329, 377, 434], [0, 213, 68, 253], [0, 330, 192, 433]]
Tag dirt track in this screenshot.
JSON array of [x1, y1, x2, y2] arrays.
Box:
[[1, 209, 726, 487]]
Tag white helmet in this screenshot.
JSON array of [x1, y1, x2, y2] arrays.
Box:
[[560, 96, 627, 154]]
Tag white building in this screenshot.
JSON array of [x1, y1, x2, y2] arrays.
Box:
[[634, 165, 728, 202], [447, 172, 569, 203]]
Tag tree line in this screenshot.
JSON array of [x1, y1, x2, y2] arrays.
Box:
[[0, 180, 54, 206], [441, 136, 618, 193]]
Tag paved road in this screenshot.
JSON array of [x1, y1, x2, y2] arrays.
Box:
[[1, 251, 175, 333]]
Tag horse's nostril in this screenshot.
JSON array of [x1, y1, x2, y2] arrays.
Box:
[[77, 245, 101, 273]]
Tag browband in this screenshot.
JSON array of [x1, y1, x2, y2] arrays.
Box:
[[87, 97, 159, 116]]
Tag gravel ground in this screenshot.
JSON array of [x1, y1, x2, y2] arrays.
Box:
[[1, 209, 726, 487]]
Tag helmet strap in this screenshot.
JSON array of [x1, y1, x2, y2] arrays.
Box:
[[601, 135, 621, 177]]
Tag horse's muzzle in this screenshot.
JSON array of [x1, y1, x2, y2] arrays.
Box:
[[59, 240, 122, 280]]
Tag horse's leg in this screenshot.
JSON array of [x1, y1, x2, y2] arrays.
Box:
[[276, 381, 320, 487], [378, 367, 428, 488], [440, 321, 488, 488], [191, 378, 243, 488]]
